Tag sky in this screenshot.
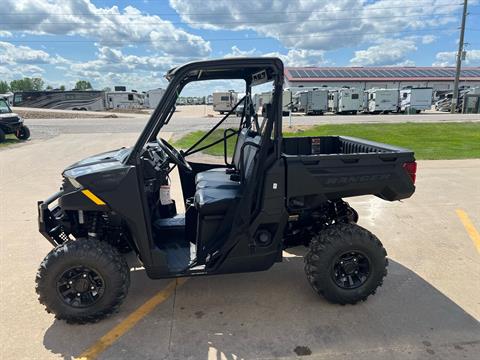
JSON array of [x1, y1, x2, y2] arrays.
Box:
[[0, 0, 479, 95]]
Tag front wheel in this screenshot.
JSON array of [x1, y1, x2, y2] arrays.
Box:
[[36, 238, 130, 324], [0, 128, 5, 143], [16, 125, 30, 140], [305, 223, 387, 305]]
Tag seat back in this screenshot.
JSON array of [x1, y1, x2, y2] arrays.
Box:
[[232, 127, 259, 169], [231, 128, 248, 168], [239, 135, 262, 182]]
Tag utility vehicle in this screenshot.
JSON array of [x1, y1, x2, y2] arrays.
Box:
[[36, 58, 416, 323], [0, 97, 30, 143]]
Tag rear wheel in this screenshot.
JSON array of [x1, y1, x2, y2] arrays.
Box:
[[16, 125, 30, 140], [36, 238, 130, 324], [304, 223, 387, 305]]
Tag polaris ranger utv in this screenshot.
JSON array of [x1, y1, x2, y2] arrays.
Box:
[[0, 97, 30, 143], [36, 58, 416, 323]]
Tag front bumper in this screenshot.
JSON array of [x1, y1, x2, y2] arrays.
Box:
[[38, 190, 67, 246], [0, 120, 23, 134]]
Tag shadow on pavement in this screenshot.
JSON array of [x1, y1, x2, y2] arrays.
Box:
[[43, 254, 480, 360]]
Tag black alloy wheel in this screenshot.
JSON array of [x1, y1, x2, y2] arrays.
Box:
[[331, 251, 370, 289], [56, 266, 105, 308]]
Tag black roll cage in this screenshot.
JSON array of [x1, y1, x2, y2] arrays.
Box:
[[126, 57, 284, 166]]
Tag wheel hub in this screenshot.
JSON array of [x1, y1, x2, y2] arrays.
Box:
[[73, 278, 90, 292], [342, 261, 358, 275], [332, 251, 370, 289], [56, 266, 105, 308]]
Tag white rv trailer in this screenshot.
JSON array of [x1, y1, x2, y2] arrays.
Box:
[[176, 97, 187, 105], [399, 88, 433, 112], [328, 88, 362, 114], [213, 91, 237, 114], [145, 88, 166, 109], [282, 89, 293, 115], [106, 91, 145, 109], [252, 91, 272, 114], [293, 89, 328, 115], [365, 89, 399, 113]]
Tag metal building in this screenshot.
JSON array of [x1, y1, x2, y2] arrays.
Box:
[[284, 67, 480, 92]]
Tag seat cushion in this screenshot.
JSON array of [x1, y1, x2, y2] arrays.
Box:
[[196, 178, 240, 189], [195, 167, 229, 183], [194, 187, 239, 216]]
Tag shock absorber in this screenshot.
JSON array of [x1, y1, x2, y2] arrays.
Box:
[[87, 213, 99, 240]]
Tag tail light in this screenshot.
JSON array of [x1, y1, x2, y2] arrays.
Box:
[[403, 161, 417, 184]]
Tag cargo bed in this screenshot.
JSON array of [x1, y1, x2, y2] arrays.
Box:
[[282, 136, 416, 204]]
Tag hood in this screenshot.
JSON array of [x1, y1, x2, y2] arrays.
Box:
[[63, 147, 131, 174], [0, 112, 20, 120]]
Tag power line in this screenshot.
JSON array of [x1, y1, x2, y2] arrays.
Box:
[[0, 3, 463, 17], [0, 11, 462, 26], [3, 27, 459, 44]]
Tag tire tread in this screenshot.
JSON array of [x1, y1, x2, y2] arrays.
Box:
[[35, 238, 130, 324]]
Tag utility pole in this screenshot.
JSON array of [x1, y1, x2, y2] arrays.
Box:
[[451, 0, 468, 113]]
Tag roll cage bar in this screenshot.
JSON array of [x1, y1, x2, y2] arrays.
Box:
[[126, 57, 284, 166]]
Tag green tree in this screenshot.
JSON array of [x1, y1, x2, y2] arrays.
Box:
[[103, 86, 111, 92], [0, 80, 9, 93], [46, 85, 53, 90], [10, 78, 33, 91], [32, 77, 44, 91], [59, 85, 66, 91], [74, 80, 93, 91]]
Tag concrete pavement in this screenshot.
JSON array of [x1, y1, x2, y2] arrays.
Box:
[[0, 132, 479, 359]]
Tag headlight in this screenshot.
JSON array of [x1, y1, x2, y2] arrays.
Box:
[[65, 176, 82, 189]]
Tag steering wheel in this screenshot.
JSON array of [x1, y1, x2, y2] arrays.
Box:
[[157, 138, 192, 172]]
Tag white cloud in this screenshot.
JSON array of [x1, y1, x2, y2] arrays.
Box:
[[224, 46, 326, 67], [0, 41, 66, 65], [433, 50, 480, 66], [1, 0, 211, 57], [350, 39, 417, 66], [265, 49, 327, 67], [66, 46, 183, 90], [169, 0, 458, 51], [422, 35, 437, 44]]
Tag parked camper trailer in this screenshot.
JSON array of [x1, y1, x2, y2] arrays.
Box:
[[365, 89, 399, 113], [400, 88, 433, 113], [105, 91, 145, 110], [145, 88, 166, 109], [282, 89, 293, 115], [328, 88, 362, 114], [213, 91, 237, 114], [13, 91, 106, 111], [294, 89, 328, 115], [176, 97, 187, 106]]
